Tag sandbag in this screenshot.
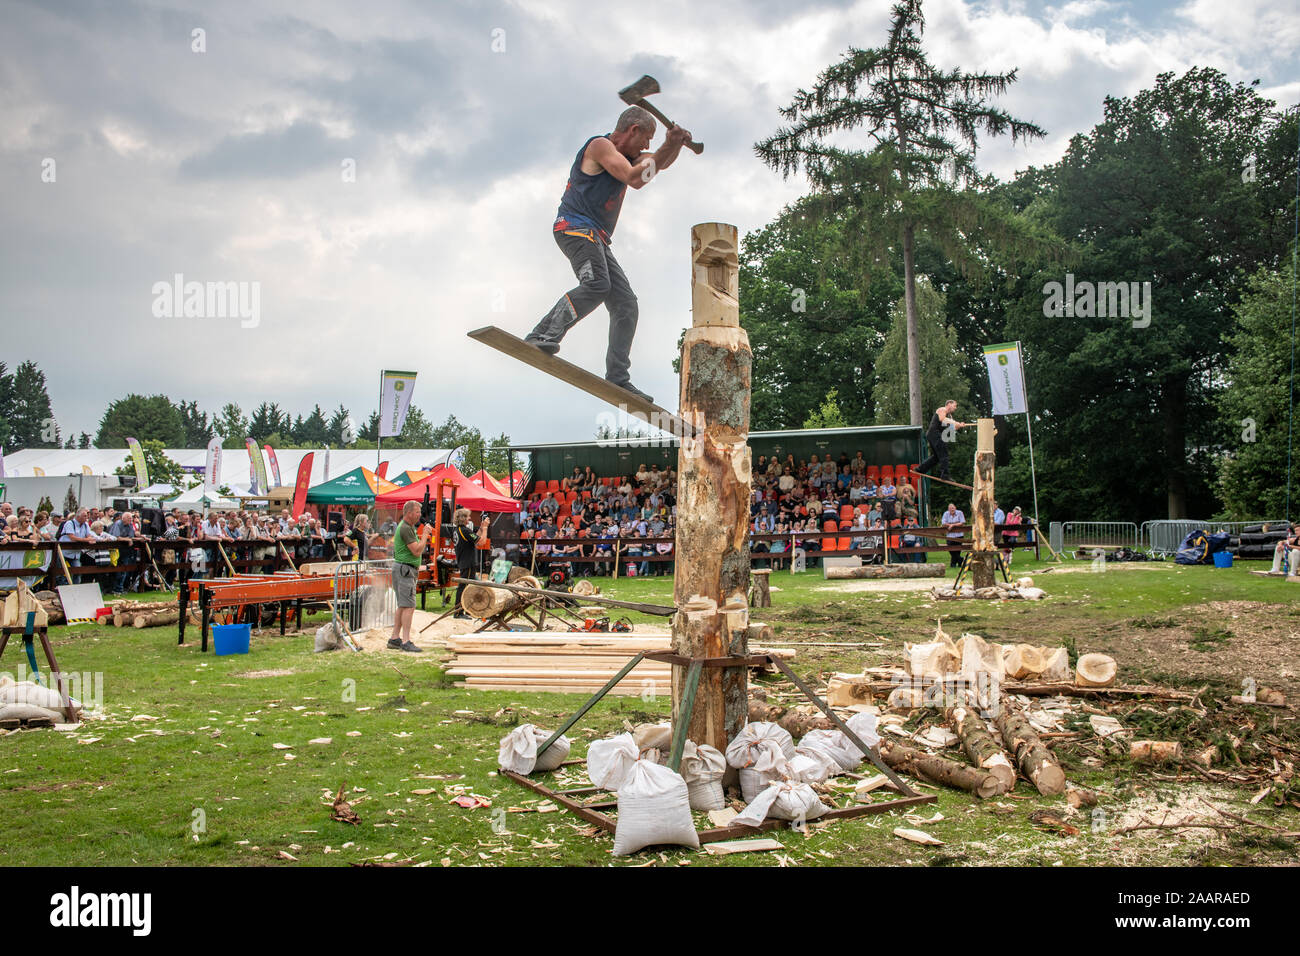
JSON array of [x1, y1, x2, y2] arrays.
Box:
[[497, 724, 571, 775], [612, 761, 700, 856], [727, 722, 795, 801], [679, 741, 726, 811], [788, 745, 839, 784], [845, 711, 881, 750], [632, 722, 672, 752], [0, 681, 66, 712], [314, 622, 342, 653], [587, 733, 639, 791], [798, 728, 863, 771], [0, 702, 63, 723], [733, 780, 829, 827]]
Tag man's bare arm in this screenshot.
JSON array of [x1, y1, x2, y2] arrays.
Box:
[[587, 138, 654, 188]]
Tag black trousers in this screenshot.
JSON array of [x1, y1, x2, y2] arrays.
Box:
[[528, 230, 638, 383], [918, 433, 950, 480], [453, 562, 474, 612]]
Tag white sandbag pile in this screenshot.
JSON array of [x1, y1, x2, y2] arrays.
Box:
[[497, 723, 571, 775], [612, 760, 700, 856], [587, 732, 639, 790], [733, 779, 829, 827], [788, 745, 839, 784], [726, 722, 795, 801], [797, 729, 863, 772], [0, 678, 71, 723], [679, 740, 727, 811]]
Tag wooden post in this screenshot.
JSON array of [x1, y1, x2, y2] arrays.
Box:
[[750, 569, 772, 608], [672, 222, 752, 754], [969, 417, 997, 589]]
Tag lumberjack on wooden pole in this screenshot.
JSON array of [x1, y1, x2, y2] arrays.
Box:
[[672, 222, 752, 754], [520, 89, 697, 403]]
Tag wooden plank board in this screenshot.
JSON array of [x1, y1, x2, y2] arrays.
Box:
[[467, 326, 696, 438], [457, 682, 653, 696]]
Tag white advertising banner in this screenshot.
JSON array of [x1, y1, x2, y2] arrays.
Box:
[[983, 342, 1028, 416], [379, 370, 417, 438]]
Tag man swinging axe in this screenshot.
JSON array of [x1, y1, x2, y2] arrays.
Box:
[[915, 400, 972, 482], [524, 79, 698, 403]]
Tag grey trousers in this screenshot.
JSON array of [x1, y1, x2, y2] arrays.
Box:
[[529, 229, 639, 383]]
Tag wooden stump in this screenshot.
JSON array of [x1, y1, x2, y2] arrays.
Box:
[[750, 569, 771, 607], [969, 418, 997, 590], [672, 222, 752, 754]]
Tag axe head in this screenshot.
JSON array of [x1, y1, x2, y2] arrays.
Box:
[[618, 75, 660, 104]]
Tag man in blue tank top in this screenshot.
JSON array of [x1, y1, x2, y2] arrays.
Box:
[[524, 106, 694, 403]]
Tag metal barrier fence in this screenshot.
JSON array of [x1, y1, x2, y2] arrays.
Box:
[[332, 559, 397, 636], [1058, 522, 1140, 554], [1142, 519, 1291, 556]]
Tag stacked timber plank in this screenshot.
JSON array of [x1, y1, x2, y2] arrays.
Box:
[[445, 632, 673, 695]]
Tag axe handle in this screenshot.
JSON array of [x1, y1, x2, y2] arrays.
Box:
[[633, 98, 703, 154]]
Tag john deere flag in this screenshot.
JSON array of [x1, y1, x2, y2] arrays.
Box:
[[983, 342, 1028, 416], [246, 438, 268, 494], [379, 370, 417, 438], [125, 437, 150, 488]]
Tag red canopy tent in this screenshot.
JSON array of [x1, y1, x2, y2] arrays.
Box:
[[468, 468, 511, 497], [375, 464, 520, 513]]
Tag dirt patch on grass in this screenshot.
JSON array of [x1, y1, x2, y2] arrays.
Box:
[[238, 669, 297, 679], [1092, 603, 1300, 699]]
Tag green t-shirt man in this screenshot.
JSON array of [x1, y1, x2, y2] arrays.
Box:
[[393, 519, 421, 567]]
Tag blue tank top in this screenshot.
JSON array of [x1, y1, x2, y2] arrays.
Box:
[[554, 134, 628, 244]]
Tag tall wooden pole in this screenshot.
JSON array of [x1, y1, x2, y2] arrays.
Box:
[[969, 418, 997, 589], [672, 222, 752, 753]]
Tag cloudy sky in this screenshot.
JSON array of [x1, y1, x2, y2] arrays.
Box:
[[3, 0, 1297, 450]]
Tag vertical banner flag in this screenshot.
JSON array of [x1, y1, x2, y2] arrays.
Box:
[[125, 437, 150, 488], [291, 452, 314, 519], [0, 446, 5, 478], [204, 437, 222, 490], [379, 370, 418, 438], [375, 461, 389, 480], [246, 438, 268, 495], [263, 444, 282, 487], [982, 342, 1028, 416], [323, 445, 330, 481]]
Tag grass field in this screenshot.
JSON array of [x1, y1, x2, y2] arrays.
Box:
[[2, 555, 1297, 867]]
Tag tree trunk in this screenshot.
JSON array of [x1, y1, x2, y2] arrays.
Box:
[[995, 707, 1066, 795], [902, 222, 923, 428], [673, 222, 752, 754], [969, 419, 997, 590], [948, 704, 1016, 794], [1162, 375, 1188, 518], [879, 740, 1002, 799]]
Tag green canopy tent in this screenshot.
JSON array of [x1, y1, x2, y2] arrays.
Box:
[[305, 466, 398, 506]]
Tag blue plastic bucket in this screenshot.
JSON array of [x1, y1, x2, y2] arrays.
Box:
[[213, 623, 251, 655], [1212, 551, 1233, 569]]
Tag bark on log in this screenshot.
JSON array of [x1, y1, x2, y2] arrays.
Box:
[[1130, 740, 1183, 763], [995, 708, 1067, 795], [461, 583, 522, 618], [948, 704, 1016, 794], [746, 699, 834, 738], [969, 423, 997, 590], [673, 221, 751, 754], [745, 622, 774, 645], [825, 563, 945, 580], [131, 608, 196, 628], [879, 740, 1002, 799]]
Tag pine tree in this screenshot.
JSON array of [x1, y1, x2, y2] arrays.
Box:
[[8, 361, 58, 449]]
